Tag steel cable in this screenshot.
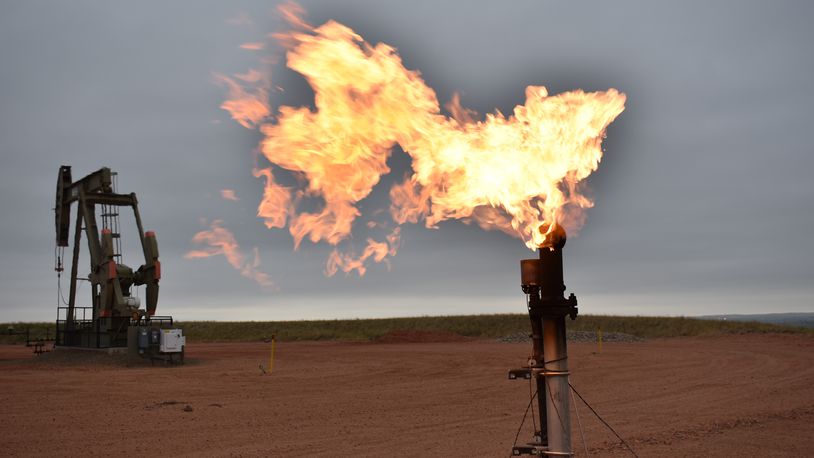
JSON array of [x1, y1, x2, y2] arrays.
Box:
[[510, 386, 538, 458], [570, 385, 589, 457], [569, 382, 638, 458]]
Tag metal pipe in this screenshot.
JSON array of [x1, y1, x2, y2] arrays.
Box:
[[529, 313, 548, 443], [543, 316, 571, 456], [516, 224, 577, 457], [66, 203, 84, 339]]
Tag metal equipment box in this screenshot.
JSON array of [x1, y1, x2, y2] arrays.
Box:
[[159, 329, 185, 353]]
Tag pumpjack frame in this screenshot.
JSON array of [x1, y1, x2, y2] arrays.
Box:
[[54, 165, 168, 349]]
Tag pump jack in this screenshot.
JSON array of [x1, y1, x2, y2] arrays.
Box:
[[54, 166, 184, 359]]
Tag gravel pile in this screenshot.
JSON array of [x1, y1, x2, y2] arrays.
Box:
[[497, 330, 643, 343]]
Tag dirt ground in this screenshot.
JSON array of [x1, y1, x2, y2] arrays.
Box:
[[1, 333, 812, 457]]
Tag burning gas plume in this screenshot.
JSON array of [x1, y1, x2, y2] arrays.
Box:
[[215, 3, 625, 277], [220, 189, 239, 201], [185, 220, 274, 288]]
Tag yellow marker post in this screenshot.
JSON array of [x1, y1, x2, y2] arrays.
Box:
[[597, 326, 603, 354], [268, 334, 277, 375]]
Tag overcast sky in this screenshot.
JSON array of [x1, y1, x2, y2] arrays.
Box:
[[1, 1, 813, 322]]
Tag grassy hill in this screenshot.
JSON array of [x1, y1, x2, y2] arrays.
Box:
[[3, 314, 811, 344]]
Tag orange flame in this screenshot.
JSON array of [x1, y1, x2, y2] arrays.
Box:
[[277, 2, 312, 31], [253, 167, 291, 229], [220, 189, 239, 201], [216, 4, 625, 275], [240, 42, 265, 51], [326, 227, 401, 276], [185, 220, 274, 287], [212, 70, 270, 129]]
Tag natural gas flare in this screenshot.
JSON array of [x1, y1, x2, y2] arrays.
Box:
[[239, 42, 265, 51], [216, 3, 626, 276], [212, 70, 270, 129], [220, 189, 239, 201], [185, 219, 274, 287]]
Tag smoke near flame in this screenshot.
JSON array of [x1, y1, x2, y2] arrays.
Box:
[[216, 3, 625, 277], [185, 220, 274, 288]]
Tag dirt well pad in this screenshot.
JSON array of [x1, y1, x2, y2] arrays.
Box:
[[1, 334, 812, 457]]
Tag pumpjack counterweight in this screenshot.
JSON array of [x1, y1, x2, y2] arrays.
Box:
[[54, 165, 183, 361]]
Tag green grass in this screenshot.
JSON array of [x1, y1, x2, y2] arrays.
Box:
[[4, 314, 808, 344], [0, 322, 55, 345]]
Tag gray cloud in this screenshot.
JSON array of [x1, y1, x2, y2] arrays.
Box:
[[1, 0, 813, 322]]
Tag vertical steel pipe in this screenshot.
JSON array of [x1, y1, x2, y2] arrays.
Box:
[[516, 224, 576, 456], [543, 316, 571, 456]]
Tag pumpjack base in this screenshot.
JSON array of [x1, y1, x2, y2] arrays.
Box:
[[53, 345, 127, 355]]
